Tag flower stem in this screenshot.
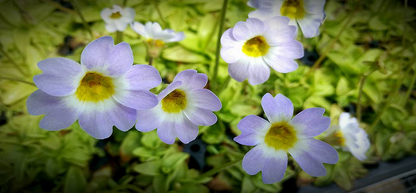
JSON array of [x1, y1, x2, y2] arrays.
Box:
[[153, 0, 167, 28], [148, 57, 153, 66], [195, 155, 242, 181], [116, 31, 123, 44], [70, 0, 93, 39], [0, 77, 36, 86], [212, 0, 228, 92], [356, 75, 368, 122], [0, 46, 27, 76], [305, 2, 358, 78]]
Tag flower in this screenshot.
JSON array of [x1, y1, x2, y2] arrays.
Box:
[[220, 17, 303, 85], [234, 93, 338, 184], [27, 36, 162, 139], [131, 21, 185, 46], [333, 113, 370, 161], [247, 0, 326, 38], [135, 70, 221, 144], [101, 5, 135, 32]]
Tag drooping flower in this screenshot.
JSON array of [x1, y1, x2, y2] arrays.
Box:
[[131, 21, 185, 58], [27, 36, 161, 139], [136, 70, 221, 144], [332, 113, 370, 161], [101, 5, 135, 32], [247, 0, 326, 38], [220, 17, 303, 85], [234, 93, 338, 184]]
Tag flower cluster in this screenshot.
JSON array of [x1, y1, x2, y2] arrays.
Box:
[[25, 1, 373, 187]]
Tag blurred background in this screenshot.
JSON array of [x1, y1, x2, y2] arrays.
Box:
[[0, 0, 415, 192]]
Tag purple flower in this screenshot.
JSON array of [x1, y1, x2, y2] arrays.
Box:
[[221, 17, 303, 85], [136, 70, 222, 144], [234, 93, 338, 184], [247, 0, 326, 38], [27, 36, 161, 139]]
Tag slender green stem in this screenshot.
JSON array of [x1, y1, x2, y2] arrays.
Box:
[[42, 0, 77, 15], [153, 0, 167, 28], [0, 47, 27, 76], [123, 0, 128, 6], [148, 57, 153, 66], [217, 76, 231, 92], [305, 3, 358, 78], [70, 0, 93, 38], [195, 156, 243, 181], [403, 66, 416, 106], [116, 31, 123, 44], [0, 77, 36, 86], [356, 75, 368, 122], [212, 0, 228, 92]]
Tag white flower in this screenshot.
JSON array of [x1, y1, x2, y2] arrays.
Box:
[[336, 113, 370, 161], [247, 0, 326, 38], [101, 5, 135, 32], [220, 17, 303, 85], [131, 21, 185, 46]]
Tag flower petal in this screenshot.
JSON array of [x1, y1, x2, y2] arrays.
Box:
[[263, 16, 296, 45], [157, 81, 182, 100], [234, 115, 270, 146], [269, 41, 304, 59], [189, 89, 221, 111], [113, 90, 158, 110], [157, 121, 177, 144], [105, 23, 117, 33], [233, 18, 265, 41], [303, 138, 338, 164], [121, 64, 161, 91], [172, 70, 207, 90], [81, 36, 133, 76], [27, 90, 78, 130], [221, 46, 243, 63], [33, 58, 83, 96], [175, 117, 199, 144], [136, 107, 164, 132], [261, 151, 288, 184], [184, 107, 217, 126], [263, 52, 299, 73], [242, 145, 267, 175], [221, 28, 241, 47], [78, 108, 114, 139], [247, 0, 282, 20], [339, 112, 359, 129], [248, 58, 270, 85], [261, 93, 293, 123], [131, 22, 147, 38], [228, 60, 250, 82], [290, 108, 330, 137], [108, 103, 136, 132], [289, 147, 326, 177], [297, 15, 323, 38]]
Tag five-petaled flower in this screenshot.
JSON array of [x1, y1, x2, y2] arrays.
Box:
[[332, 113, 370, 161], [234, 93, 338, 184], [248, 0, 326, 38], [131, 21, 185, 47], [135, 70, 221, 144], [27, 36, 161, 139], [101, 5, 135, 32], [221, 16, 303, 85]]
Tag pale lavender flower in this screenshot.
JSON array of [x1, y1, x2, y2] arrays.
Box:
[[234, 93, 338, 184], [101, 5, 135, 32], [136, 70, 221, 144], [221, 17, 303, 85], [27, 36, 161, 139]]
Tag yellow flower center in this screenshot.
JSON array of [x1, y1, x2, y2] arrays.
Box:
[[147, 39, 165, 47], [280, 0, 306, 19], [334, 130, 346, 146], [265, 121, 298, 151], [242, 36, 270, 57], [110, 12, 122, 19], [75, 72, 115, 102], [161, 89, 187, 113]]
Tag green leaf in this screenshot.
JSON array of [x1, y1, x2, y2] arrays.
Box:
[[120, 131, 141, 156], [162, 152, 189, 169], [64, 167, 87, 193], [369, 16, 389, 31], [162, 45, 207, 63], [241, 175, 256, 193], [336, 77, 350, 96], [133, 160, 162, 176], [197, 14, 218, 51], [141, 130, 161, 149], [153, 175, 169, 193]]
